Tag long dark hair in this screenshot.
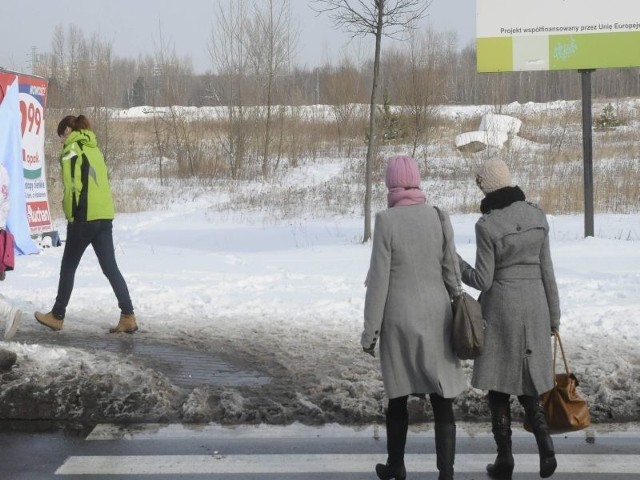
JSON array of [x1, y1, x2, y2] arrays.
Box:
[[57, 115, 92, 136]]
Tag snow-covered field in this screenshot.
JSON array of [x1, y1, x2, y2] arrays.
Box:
[[0, 176, 638, 425]]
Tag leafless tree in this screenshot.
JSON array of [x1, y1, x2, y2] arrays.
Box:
[[325, 57, 367, 156], [48, 25, 83, 106], [247, 0, 298, 178], [150, 24, 197, 178], [313, 0, 429, 242], [209, 0, 298, 179], [152, 22, 194, 107], [394, 28, 454, 160], [209, 0, 250, 178], [46, 26, 118, 157]]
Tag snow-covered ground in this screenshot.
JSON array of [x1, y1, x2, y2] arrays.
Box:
[[0, 174, 638, 425], [1, 97, 639, 425]]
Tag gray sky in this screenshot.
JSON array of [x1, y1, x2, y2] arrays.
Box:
[[0, 0, 475, 75]]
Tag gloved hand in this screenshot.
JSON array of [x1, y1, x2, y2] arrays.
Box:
[[363, 343, 376, 358], [551, 327, 559, 336]]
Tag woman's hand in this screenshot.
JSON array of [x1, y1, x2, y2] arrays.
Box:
[[362, 342, 376, 358]]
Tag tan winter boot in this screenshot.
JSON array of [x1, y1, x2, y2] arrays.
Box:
[[34, 311, 64, 331], [110, 313, 138, 333]]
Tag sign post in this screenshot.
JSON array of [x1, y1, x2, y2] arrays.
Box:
[[477, 0, 640, 237], [580, 69, 595, 237]]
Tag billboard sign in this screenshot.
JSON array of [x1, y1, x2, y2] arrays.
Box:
[[0, 70, 54, 234], [477, 0, 640, 72]]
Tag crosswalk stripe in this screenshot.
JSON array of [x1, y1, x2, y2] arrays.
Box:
[[85, 422, 602, 441], [85, 422, 384, 440], [55, 453, 640, 475]]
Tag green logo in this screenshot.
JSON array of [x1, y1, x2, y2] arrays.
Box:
[[24, 167, 42, 180]]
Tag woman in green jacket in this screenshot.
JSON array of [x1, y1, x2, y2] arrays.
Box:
[[35, 115, 137, 334]]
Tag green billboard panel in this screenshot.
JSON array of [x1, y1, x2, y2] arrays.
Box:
[[550, 32, 640, 70], [477, 37, 513, 72]]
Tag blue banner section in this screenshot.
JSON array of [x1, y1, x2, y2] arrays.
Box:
[[0, 77, 39, 255], [19, 82, 46, 108]]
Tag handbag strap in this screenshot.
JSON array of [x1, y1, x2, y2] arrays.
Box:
[[434, 206, 463, 296], [552, 331, 571, 377]]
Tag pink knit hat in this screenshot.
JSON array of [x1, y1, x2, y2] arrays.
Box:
[[385, 155, 421, 189]]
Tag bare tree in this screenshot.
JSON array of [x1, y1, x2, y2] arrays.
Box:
[[147, 24, 198, 180], [48, 24, 84, 106], [247, 0, 298, 178], [325, 57, 367, 156], [209, 0, 250, 178], [394, 28, 453, 160], [153, 22, 194, 107], [313, 0, 429, 242]]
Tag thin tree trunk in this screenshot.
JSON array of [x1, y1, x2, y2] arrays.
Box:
[[363, 2, 384, 243]]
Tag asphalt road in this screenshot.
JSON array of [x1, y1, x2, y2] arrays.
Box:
[[1, 421, 639, 479]]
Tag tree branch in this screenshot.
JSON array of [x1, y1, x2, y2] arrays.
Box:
[[313, 0, 430, 39]]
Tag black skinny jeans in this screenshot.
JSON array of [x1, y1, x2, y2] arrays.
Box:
[[53, 220, 134, 318]]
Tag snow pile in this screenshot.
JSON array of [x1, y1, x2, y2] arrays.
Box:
[[455, 113, 523, 152], [0, 343, 183, 421], [479, 113, 522, 136]]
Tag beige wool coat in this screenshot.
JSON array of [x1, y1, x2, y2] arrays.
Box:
[[460, 200, 561, 396], [362, 204, 467, 399]]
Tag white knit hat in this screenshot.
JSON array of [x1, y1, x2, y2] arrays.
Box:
[[476, 158, 512, 194]]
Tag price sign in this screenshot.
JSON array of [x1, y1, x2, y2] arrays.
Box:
[[0, 70, 53, 233], [20, 97, 43, 137]]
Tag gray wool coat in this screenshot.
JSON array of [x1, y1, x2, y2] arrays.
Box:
[[459, 201, 561, 396], [362, 204, 467, 399]]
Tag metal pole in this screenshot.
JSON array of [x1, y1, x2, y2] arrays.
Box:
[[579, 69, 595, 237]]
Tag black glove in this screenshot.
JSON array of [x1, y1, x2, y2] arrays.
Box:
[[551, 327, 559, 336], [363, 343, 376, 358]]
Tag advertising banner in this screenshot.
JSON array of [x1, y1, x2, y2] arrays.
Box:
[[477, 0, 640, 72], [0, 69, 54, 235]]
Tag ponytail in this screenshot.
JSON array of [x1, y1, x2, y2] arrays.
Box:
[[57, 114, 93, 136], [74, 115, 92, 131]]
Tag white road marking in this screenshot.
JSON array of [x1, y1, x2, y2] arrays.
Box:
[[86, 422, 386, 440], [86, 422, 604, 441], [56, 453, 640, 475]]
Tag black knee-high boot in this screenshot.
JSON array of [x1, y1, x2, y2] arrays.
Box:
[[520, 395, 557, 478], [376, 397, 408, 480], [487, 391, 515, 479], [431, 394, 456, 480], [434, 423, 456, 480]]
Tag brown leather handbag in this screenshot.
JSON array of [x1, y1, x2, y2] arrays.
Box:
[[537, 331, 591, 433]]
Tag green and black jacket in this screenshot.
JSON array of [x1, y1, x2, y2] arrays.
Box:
[[60, 129, 115, 222]]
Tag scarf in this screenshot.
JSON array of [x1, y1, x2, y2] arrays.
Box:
[[388, 187, 426, 208], [480, 186, 526, 214]]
